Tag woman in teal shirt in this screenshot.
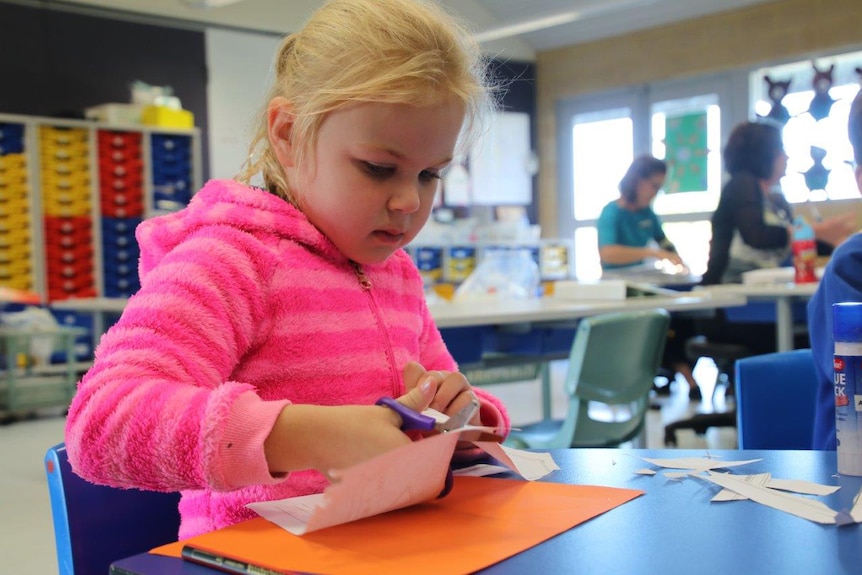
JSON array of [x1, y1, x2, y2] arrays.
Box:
[[597, 155, 683, 269], [597, 155, 701, 399]]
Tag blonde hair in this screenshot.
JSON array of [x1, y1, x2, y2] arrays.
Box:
[[236, 0, 496, 202]]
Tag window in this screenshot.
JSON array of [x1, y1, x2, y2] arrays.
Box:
[[557, 74, 733, 280], [571, 109, 633, 280], [648, 94, 722, 275], [751, 51, 862, 204]]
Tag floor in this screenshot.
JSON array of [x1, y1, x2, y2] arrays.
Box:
[[2, 358, 735, 574]]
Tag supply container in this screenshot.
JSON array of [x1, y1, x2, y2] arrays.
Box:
[[792, 216, 817, 284], [834, 302, 862, 475]]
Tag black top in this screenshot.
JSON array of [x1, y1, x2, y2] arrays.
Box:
[[701, 172, 791, 285]]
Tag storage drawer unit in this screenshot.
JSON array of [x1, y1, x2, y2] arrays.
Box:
[[0, 113, 201, 305]]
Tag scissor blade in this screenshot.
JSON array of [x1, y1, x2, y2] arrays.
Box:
[[439, 397, 480, 432]]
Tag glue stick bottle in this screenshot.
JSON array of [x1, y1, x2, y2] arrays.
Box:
[[834, 302, 862, 476]]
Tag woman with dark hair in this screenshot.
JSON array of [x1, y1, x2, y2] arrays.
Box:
[[702, 121, 851, 285], [698, 120, 853, 355], [597, 155, 702, 399], [597, 155, 682, 269]]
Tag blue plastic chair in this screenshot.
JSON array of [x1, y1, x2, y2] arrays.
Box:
[[505, 308, 670, 449], [45, 442, 181, 575], [734, 349, 818, 449]]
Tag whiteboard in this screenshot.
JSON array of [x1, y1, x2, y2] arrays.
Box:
[[205, 28, 282, 180], [469, 111, 532, 205]]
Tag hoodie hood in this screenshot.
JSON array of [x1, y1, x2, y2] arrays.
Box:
[[136, 179, 344, 280]]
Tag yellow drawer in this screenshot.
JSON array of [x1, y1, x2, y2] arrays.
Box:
[[39, 126, 89, 146]]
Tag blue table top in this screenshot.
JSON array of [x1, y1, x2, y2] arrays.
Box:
[[111, 448, 862, 575]]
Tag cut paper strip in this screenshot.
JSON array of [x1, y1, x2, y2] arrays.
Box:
[[712, 473, 771, 502], [702, 471, 838, 524], [453, 463, 511, 477], [640, 456, 762, 472], [634, 468, 656, 476], [154, 476, 644, 575], [765, 478, 840, 496], [712, 473, 841, 502]]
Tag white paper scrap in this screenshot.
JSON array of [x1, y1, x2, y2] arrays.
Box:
[[712, 473, 841, 502], [849, 486, 862, 524], [712, 473, 771, 502], [453, 463, 512, 477], [474, 441, 560, 481], [634, 468, 656, 476], [702, 471, 838, 525], [768, 478, 841, 496], [641, 456, 762, 472]]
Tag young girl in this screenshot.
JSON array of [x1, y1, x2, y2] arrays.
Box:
[[65, 0, 509, 539]]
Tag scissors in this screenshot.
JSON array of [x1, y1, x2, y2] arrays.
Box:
[[375, 395, 484, 497]]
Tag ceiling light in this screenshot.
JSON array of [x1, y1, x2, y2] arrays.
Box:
[[474, 12, 581, 43], [181, 0, 246, 8]]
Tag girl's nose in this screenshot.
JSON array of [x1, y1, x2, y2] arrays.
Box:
[[388, 182, 422, 213]]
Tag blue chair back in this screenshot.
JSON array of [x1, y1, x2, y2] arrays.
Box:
[[45, 442, 181, 575], [734, 349, 818, 449]]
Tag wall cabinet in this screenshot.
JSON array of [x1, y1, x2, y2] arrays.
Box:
[[0, 113, 201, 304], [0, 113, 201, 409]]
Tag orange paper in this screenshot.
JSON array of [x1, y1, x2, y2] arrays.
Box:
[[153, 476, 643, 575]]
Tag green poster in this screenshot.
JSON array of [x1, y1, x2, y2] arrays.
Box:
[[665, 112, 708, 193]]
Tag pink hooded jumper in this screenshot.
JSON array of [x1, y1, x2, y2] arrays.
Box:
[[65, 179, 508, 539]]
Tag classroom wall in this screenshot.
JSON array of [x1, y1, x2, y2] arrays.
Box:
[[535, 0, 862, 236], [0, 1, 210, 176]]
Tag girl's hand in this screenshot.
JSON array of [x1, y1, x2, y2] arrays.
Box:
[[402, 361, 481, 426], [264, 379, 435, 476]]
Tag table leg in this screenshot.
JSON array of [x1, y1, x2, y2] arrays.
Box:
[[540, 362, 552, 420], [775, 297, 793, 352]]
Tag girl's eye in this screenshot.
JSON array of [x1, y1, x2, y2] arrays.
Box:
[[362, 162, 394, 178], [419, 170, 441, 183]]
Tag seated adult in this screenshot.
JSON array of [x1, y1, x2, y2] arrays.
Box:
[[702, 121, 851, 286], [597, 155, 701, 399], [809, 89, 862, 451], [698, 121, 854, 356]]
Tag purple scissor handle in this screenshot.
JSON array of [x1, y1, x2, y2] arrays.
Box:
[[375, 396, 478, 497], [375, 397, 438, 432]]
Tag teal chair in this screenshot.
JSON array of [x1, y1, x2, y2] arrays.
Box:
[[45, 442, 181, 575], [734, 349, 817, 449], [506, 308, 670, 449]]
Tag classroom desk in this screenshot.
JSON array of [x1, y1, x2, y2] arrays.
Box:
[[50, 291, 747, 352], [429, 290, 746, 329], [109, 448, 862, 575], [48, 290, 747, 331], [695, 282, 819, 352], [432, 291, 746, 419]]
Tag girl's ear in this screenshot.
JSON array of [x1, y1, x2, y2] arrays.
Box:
[[267, 97, 296, 168]]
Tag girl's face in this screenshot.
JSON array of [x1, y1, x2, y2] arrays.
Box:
[[287, 100, 464, 265], [634, 174, 665, 208]]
